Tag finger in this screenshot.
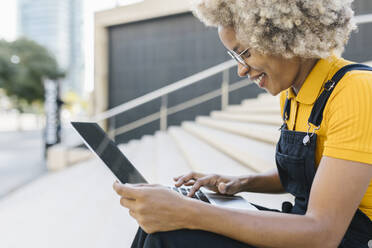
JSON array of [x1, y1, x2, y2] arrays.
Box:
[[174, 173, 193, 187], [218, 182, 228, 194], [184, 180, 195, 186], [218, 181, 238, 195], [174, 173, 194, 187], [113, 182, 141, 199], [173, 175, 182, 181], [173, 172, 199, 182], [175, 172, 201, 187], [187, 177, 208, 197], [120, 197, 136, 209], [129, 209, 137, 219]]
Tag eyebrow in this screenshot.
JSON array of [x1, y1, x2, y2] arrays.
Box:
[[232, 45, 239, 53]]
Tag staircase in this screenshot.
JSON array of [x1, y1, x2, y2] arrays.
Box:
[[0, 93, 294, 248]]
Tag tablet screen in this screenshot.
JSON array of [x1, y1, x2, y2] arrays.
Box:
[[71, 122, 147, 184]]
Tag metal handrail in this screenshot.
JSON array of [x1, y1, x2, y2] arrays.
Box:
[[92, 60, 236, 122], [108, 78, 252, 137], [355, 14, 372, 24]]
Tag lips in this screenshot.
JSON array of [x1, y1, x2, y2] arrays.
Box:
[[250, 72, 264, 81], [251, 73, 266, 88]]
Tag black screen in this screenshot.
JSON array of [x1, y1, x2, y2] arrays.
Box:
[[71, 122, 147, 184]]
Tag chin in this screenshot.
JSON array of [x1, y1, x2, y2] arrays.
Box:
[[264, 87, 280, 96], [260, 78, 280, 96]]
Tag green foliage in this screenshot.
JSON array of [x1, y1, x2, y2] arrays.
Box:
[[0, 38, 65, 112]]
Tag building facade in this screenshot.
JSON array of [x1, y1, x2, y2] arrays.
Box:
[[18, 0, 84, 95], [94, 0, 372, 143]]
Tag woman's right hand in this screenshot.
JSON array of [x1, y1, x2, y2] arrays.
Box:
[[173, 172, 247, 197]]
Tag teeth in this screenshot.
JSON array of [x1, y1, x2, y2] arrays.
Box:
[[253, 73, 265, 85]]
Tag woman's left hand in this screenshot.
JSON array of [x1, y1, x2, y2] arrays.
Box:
[[113, 182, 196, 234]]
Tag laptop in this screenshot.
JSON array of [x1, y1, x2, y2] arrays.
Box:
[[71, 121, 258, 210]]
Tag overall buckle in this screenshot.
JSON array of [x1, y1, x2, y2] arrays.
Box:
[[303, 122, 320, 145], [324, 80, 336, 91]]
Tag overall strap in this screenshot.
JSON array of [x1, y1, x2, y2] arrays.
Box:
[[280, 94, 291, 130], [308, 64, 372, 127], [282, 97, 291, 122]]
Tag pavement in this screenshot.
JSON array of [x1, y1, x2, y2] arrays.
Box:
[[0, 125, 140, 247], [0, 129, 46, 198], [0, 156, 138, 248], [0, 116, 140, 247]]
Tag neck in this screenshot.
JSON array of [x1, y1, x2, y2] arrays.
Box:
[[292, 58, 319, 95]]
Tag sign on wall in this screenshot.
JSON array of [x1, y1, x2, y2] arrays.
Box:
[[44, 79, 62, 151]]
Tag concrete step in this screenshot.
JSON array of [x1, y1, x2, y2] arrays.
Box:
[[196, 116, 280, 145], [46, 145, 94, 171], [118, 135, 157, 183], [153, 130, 191, 185], [118, 141, 138, 164], [242, 94, 279, 107], [257, 93, 278, 99], [126, 138, 140, 148], [210, 111, 282, 126], [226, 104, 281, 114], [119, 132, 191, 185], [168, 126, 252, 176], [182, 122, 276, 173]]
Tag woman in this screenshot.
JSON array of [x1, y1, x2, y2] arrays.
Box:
[[113, 0, 372, 247]]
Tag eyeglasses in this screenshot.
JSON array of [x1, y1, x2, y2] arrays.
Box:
[[227, 48, 250, 68]]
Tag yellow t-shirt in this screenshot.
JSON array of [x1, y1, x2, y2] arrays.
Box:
[[279, 55, 372, 220]]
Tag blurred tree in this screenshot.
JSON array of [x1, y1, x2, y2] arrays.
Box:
[[0, 38, 65, 112]]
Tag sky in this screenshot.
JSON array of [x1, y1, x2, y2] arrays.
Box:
[[0, 0, 120, 41], [0, 1, 17, 41], [0, 0, 143, 95]]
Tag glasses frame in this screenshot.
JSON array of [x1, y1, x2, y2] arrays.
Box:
[[227, 48, 250, 68]]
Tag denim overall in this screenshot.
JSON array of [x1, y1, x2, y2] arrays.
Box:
[[276, 64, 372, 247]]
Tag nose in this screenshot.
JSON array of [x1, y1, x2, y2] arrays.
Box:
[[237, 63, 250, 78]]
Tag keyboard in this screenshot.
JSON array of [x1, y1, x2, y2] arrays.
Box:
[[172, 187, 210, 203]]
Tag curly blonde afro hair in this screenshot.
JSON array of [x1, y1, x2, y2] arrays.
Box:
[[190, 0, 356, 58]]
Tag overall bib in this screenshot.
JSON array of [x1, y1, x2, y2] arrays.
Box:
[[276, 64, 372, 247]]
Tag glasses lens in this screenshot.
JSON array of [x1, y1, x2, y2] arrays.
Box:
[[227, 51, 236, 60], [227, 50, 247, 67]]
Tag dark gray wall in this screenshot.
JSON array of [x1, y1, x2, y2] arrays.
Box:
[[352, 0, 372, 15], [108, 4, 372, 143], [108, 13, 262, 143], [343, 2, 372, 62]]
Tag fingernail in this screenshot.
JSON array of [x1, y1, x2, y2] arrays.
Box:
[[219, 183, 226, 193]]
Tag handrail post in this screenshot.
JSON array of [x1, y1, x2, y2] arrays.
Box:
[[109, 116, 116, 141], [160, 95, 168, 131], [221, 69, 229, 110]]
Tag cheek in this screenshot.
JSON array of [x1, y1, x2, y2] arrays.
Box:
[[263, 71, 291, 95], [268, 65, 296, 89]]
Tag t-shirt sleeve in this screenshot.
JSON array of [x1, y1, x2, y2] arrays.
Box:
[[323, 72, 372, 165]]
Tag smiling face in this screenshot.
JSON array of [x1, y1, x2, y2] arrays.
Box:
[[218, 26, 315, 95]]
